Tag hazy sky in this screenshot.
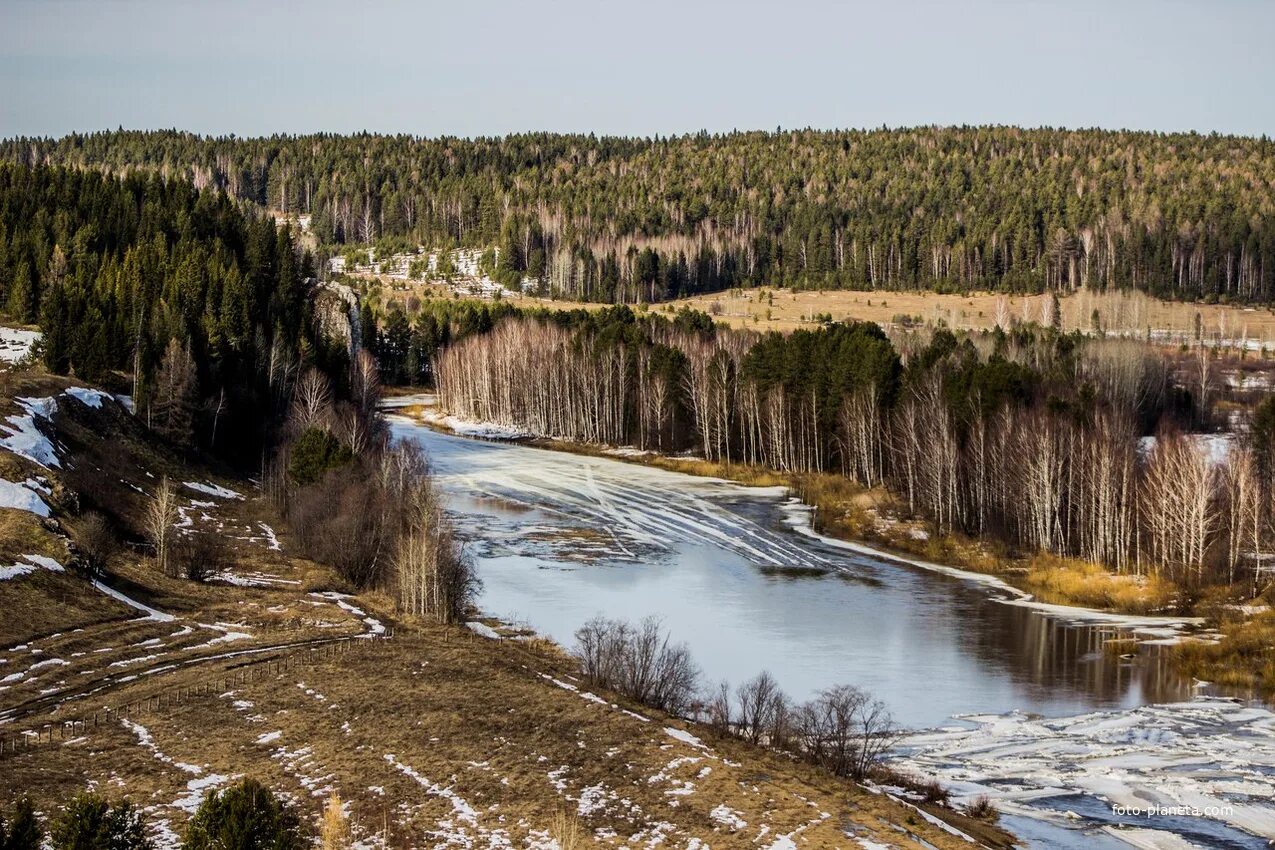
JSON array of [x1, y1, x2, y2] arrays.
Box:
[[3, 0, 1272, 139]]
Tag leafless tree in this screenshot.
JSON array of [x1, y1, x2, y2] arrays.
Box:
[[291, 368, 333, 433], [393, 474, 478, 624], [703, 680, 733, 735], [574, 616, 700, 715], [144, 477, 180, 576], [1141, 429, 1219, 582], [735, 670, 786, 746], [76, 511, 117, 577]]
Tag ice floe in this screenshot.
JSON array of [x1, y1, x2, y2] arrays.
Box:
[[891, 698, 1275, 847]]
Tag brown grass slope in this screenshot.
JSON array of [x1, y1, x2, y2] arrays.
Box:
[[0, 371, 1011, 849]]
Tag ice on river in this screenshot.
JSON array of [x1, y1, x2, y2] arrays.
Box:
[[892, 698, 1275, 847], [389, 413, 821, 571], [389, 411, 1273, 849]]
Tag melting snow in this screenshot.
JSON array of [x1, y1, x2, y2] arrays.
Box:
[[0, 327, 40, 363], [310, 592, 385, 636], [664, 726, 706, 749], [63, 387, 109, 408], [91, 578, 175, 622], [1, 398, 60, 467], [0, 478, 51, 516], [0, 553, 63, 580], [709, 804, 747, 830], [182, 481, 243, 500]]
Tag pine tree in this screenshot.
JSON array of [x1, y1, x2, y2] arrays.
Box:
[[51, 794, 150, 850], [151, 338, 198, 448], [0, 797, 42, 850], [6, 261, 36, 323]]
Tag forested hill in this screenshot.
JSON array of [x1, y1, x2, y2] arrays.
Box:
[[0, 163, 349, 466], [5, 128, 1275, 304]]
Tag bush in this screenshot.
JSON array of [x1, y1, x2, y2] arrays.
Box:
[[172, 531, 229, 583], [287, 428, 352, 486], [288, 462, 393, 588], [0, 797, 42, 850], [51, 793, 149, 850], [964, 795, 998, 821], [184, 779, 305, 850], [76, 511, 118, 577], [920, 779, 950, 805], [574, 616, 700, 715]]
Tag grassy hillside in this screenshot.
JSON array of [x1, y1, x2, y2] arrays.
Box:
[[0, 364, 1008, 850]]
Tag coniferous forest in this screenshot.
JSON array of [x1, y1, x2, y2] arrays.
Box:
[[4, 127, 1274, 303], [0, 163, 346, 465]]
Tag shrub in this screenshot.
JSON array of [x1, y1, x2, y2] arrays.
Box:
[[51, 793, 149, 850], [964, 795, 998, 821], [549, 810, 583, 850], [76, 511, 118, 577], [574, 616, 700, 715], [920, 779, 951, 805], [287, 428, 352, 485], [318, 793, 347, 850], [183, 779, 305, 850], [172, 531, 229, 583], [0, 797, 42, 850], [288, 463, 392, 588]]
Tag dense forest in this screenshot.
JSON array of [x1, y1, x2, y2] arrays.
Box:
[[5, 128, 1274, 303], [0, 163, 346, 465], [437, 307, 1275, 592]]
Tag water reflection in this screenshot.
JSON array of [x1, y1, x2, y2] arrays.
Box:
[[396, 420, 1208, 728]]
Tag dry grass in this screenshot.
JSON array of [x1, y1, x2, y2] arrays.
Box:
[[1020, 557, 1179, 614], [368, 276, 1275, 351], [1173, 610, 1275, 697], [1, 625, 1008, 850], [0, 376, 1007, 850]]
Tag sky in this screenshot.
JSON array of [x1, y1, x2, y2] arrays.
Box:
[[2, 0, 1272, 139]]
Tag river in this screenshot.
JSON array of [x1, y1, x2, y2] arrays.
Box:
[[388, 409, 1275, 850]]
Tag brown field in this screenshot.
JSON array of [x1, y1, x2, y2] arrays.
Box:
[[363, 272, 1275, 352]]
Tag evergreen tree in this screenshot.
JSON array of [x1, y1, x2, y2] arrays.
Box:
[[0, 797, 41, 850], [183, 779, 305, 850], [51, 794, 150, 850]]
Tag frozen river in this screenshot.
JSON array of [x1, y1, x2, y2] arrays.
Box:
[[389, 412, 1275, 849]]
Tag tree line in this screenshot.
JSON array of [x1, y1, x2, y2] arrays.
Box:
[[438, 307, 1275, 592], [6, 127, 1275, 303], [0, 163, 351, 467]]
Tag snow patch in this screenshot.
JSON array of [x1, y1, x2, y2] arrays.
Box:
[[63, 387, 109, 408], [92, 578, 174, 622], [2, 398, 61, 467], [181, 481, 243, 500], [0, 478, 51, 516], [0, 327, 40, 363], [0, 553, 63, 581]]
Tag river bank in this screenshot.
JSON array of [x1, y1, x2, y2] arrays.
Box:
[[384, 404, 1275, 849], [383, 390, 1275, 701], [386, 394, 1208, 619]]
